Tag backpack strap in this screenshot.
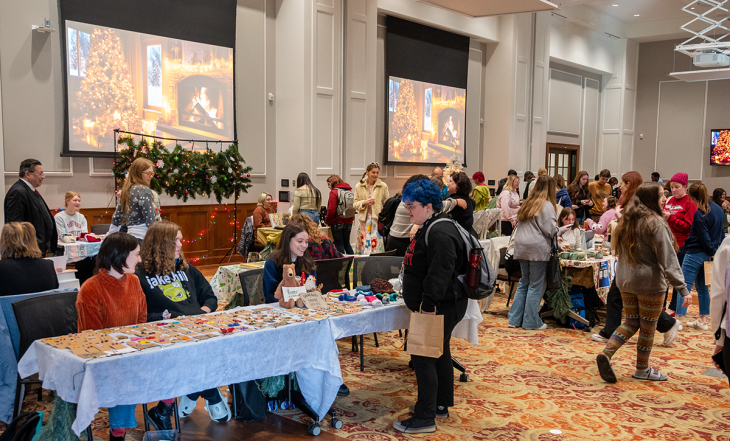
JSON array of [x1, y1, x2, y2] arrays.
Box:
[[424, 218, 452, 247]]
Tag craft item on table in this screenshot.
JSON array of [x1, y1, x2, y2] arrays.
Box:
[[300, 290, 328, 309], [337, 293, 358, 302], [240, 261, 266, 269], [388, 278, 402, 293], [358, 298, 368, 306], [356, 294, 365, 301], [269, 213, 282, 228], [275, 264, 305, 308], [355, 285, 371, 292], [369, 278, 394, 294], [61, 234, 76, 243], [381, 296, 390, 305]]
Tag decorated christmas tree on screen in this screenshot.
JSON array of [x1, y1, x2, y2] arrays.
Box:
[[76, 28, 141, 145], [390, 79, 421, 159], [712, 130, 730, 165]]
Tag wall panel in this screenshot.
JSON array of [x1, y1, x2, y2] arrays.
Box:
[[548, 70, 582, 135]]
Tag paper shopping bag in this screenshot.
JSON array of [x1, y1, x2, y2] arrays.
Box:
[[406, 310, 444, 358], [705, 260, 712, 286]]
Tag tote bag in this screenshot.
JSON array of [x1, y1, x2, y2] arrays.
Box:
[[360, 217, 385, 256], [406, 306, 444, 358], [547, 233, 563, 290]]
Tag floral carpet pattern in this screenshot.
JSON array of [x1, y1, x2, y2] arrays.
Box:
[[6, 292, 730, 440]]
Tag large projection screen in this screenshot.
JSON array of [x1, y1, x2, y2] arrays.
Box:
[[60, 0, 237, 157]]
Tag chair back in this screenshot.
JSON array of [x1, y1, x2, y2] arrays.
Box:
[[371, 249, 397, 256], [315, 257, 354, 293], [238, 269, 264, 306], [90, 224, 111, 235], [12, 291, 79, 360], [352, 256, 403, 287]]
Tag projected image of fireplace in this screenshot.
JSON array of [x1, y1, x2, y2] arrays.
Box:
[[178, 76, 227, 136]]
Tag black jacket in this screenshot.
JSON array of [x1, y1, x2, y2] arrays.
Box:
[[0, 257, 58, 296], [4, 180, 58, 254], [402, 213, 466, 313], [448, 194, 476, 237], [135, 262, 218, 321]]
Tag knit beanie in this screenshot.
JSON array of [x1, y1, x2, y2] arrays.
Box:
[[670, 172, 688, 186]]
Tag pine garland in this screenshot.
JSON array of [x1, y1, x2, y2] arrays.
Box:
[[113, 136, 252, 203], [544, 273, 573, 323]]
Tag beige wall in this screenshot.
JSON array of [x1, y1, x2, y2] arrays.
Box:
[[634, 39, 730, 188]]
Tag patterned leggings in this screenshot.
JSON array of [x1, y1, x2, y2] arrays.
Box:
[[602, 291, 664, 370]]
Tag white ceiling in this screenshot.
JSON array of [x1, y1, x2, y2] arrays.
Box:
[[415, 0, 559, 17], [556, 0, 712, 24]]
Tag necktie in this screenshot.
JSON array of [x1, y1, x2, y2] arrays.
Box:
[[35, 190, 40, 196]]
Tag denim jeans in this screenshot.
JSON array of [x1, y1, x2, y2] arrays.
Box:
[[330, 223, 353, 254], [676, 251, 711, 316], [299, 209, 320, 225], [508, 260, 547, 329], [108, 404, 137, 429]]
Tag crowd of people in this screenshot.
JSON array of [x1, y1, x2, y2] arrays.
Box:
[[3, 156, 730, 437]]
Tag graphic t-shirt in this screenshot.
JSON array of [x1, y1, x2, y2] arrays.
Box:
[[135, 263, 218, 322], [54, 211, 88, 238], [664, 195, 698, 247]]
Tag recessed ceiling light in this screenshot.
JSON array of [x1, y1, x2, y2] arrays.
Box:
[[612, 3, 618, 6], [634, 14, 640, 16]]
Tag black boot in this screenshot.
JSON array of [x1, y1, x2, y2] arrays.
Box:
[[145, 401, 174, 431]]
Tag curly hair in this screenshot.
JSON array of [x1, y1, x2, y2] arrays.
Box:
[[289, 212, 324, 245], [402, 179, 444, 212], [449, 172, 472, 196], [140, 221, 187, 275]]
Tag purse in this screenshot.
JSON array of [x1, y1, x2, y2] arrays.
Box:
[[546, 232, 562, 290], [504, 223, 518, 275]]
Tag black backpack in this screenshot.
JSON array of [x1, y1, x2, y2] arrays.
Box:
[[377, 195, 401, 237], [0, 412, 42, 441]]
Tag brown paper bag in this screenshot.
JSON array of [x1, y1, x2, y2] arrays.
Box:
[[705, 261, 712, 286], [406, 308, 444, 358]]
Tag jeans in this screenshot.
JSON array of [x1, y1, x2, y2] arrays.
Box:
[[108, 404, 137, 429], [299, 209, 320, 225], [668, 246, 686, 311], [600, 279, 676, 338], [508, 260, 547, 329], [676, 251, 711, 316], [411, 297, 468, 419], [330, 223, 353, 254]]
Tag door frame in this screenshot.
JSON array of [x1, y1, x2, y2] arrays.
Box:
[[545, 142, 581, 183]]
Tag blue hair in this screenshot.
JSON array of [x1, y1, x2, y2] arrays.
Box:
[[402, 180, 443, 212]]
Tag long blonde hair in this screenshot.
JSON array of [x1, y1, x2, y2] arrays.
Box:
[[517, 175, 557, 222], [1, 222, 42, 259], [140, 221, 188, 275], [120, 158, 154, 213], [504, 175, 519, 193]]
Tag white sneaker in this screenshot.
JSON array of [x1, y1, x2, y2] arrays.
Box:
[[676, 320, 683, 331], [204, 389, 231, 423], [538, 323, 548, 330], [687, 319, 709, 331], [179, 394, 197, 418], [591, 334, 608, 343], [662, 320, 680, 346]]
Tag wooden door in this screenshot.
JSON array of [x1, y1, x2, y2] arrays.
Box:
[[546, 143, 580, 183]]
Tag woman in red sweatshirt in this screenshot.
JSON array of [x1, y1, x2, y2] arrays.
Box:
[[663, 172, 697, 317], [325, 174, 355, 254]]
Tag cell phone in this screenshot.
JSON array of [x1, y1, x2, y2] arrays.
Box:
[[564, 224, 574, 228], [712, 351, 726, 375]]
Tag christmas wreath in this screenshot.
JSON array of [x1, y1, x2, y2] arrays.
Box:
[[113, 136, 253, 203]]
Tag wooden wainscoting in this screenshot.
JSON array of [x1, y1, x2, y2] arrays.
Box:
[[79, 203, 257, 266]]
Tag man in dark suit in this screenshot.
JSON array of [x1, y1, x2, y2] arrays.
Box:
[[4, 159, 57, 255]]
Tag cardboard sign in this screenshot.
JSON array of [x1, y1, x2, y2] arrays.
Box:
[[300, 290, 328, 309], [283, 286, 306, 302]]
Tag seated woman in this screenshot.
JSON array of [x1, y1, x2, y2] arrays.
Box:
[[75, 232, 145, 441], [55, 191, 95, 284], [0, 222, 58, 296], [253, 192, 276, 236], [558, 207, 581, 250], [289, 213, 342, 260], [135, 221, 229, 428], [586, 196, 618, 235], [263, 223, 317, 305]]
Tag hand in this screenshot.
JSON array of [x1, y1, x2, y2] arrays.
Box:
[[162, 310, 171, 320], [457, 199, 467, 209], [662, 211, 671, 220], [615, 205, 622, 217], [681, 295, 691, 308], [201, 306, 211, 313], [115, 190, 122, 199], [511, 219, 516, 227], [563, 224, 573, 229], [713, 345, 724, 369]]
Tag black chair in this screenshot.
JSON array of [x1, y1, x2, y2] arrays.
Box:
[[497, 247, 521, 307], [11, 291, 95, 441], [370, 249, 397, 256], [350, 256, 403, 370], [239, 269, 265, 306], [314, 257, 354, 294], [90, 224, 111, 235]]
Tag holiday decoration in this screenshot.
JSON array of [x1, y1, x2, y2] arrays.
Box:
[[443, 154, 463, 178], [711, 129, 730, 165], [113, 136, 252, 203], [390, 79, 421, 160]]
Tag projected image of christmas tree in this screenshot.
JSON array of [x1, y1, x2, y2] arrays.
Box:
[[390, 79, 422, 160], [75, 28, 142, 147], [711, 130, 730, 165]]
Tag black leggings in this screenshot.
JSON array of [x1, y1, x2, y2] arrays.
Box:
[[501, 221, 514, 237]]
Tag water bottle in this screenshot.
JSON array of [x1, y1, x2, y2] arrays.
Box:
[[464, 247, 482, 289]]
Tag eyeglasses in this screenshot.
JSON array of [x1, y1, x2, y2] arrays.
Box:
[[404, 203, 422, 211]]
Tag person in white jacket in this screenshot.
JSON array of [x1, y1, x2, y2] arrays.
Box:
[[558, 207, 581, 249], [497, 174, 520, 236], [710, 235, 730, 382]]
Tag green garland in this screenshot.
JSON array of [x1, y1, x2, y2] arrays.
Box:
[[544, 273, 573, 323], [113, 136, 253, 203]]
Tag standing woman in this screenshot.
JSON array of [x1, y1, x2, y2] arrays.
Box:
[[324, 175, 355, 254], [353, 163, 389, 253], [394, 180, 467, 434], [508, 176, 566, 330], [675, 183, 725, 330], [471, 172, 491, 211], [75, 232, 145, 441], [567, 171, 593, 225], [596, 184, 691, 383], [711, 188, 730, 232], [497, 174, 520, 236], [555, 175, 572, 209], [109, 158, 161, 242], [292, 173, 322, 224], [445, 172, 476, 237]]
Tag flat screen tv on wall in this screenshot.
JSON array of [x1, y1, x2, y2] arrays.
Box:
[[710, 129, 730, 165]]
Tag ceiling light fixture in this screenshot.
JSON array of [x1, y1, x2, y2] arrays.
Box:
[[634, 14, 640, 16], [612, 3, 618, 6]]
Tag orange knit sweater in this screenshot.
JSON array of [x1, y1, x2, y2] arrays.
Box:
[[76, 269, 148, 331]]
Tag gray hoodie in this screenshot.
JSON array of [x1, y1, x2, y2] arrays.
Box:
[[514, 201, 565, 261], [615, 216, 689, 297]]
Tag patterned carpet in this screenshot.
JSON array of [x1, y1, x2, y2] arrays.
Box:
[[7, 291, 730, 440]]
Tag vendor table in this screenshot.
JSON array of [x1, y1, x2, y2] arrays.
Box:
[[256, 226, 332, 247], [58, 241, 103, 263], [561, 255, 616, 302]]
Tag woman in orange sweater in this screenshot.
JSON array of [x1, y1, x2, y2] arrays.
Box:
[[76, 232, 145, 441]]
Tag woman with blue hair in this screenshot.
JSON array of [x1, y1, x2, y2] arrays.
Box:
[[393, 179, 468, 434]]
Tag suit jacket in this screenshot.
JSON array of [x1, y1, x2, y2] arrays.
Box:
[[4, 180, 57, 254]]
